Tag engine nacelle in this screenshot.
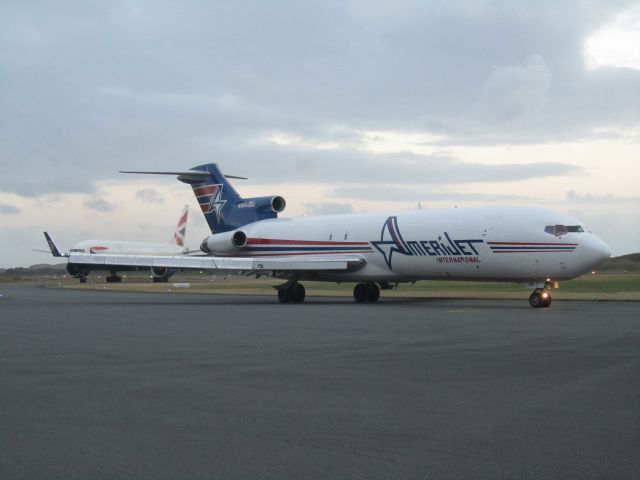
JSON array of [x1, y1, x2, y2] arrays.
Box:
[[201, 230, 248, 255], [66, 263, 89, 278], [240, 195, 286, 214], [151, 266, 175, 282]]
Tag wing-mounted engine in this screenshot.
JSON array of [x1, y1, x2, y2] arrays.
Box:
[[66, 263, 89, 279], [151, 266, 175, 283], [200, 230, 248, 255]]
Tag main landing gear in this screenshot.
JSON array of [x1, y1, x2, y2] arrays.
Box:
[[353, 282, 380, 303], [106, 272, 122, 283], [529, 288, 552, 308], [276, 281, 382, 304], [276, 281, 306, 304]]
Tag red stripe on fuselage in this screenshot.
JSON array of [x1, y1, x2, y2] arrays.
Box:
[[239, 250, 373, 257]]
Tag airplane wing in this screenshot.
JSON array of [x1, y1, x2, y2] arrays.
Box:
[[68, 252, 366, 274]]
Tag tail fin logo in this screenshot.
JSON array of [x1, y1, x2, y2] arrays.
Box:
[[174, 230, 185, 247], [193, 184, 227, 223], [172, 204, 189, 247]]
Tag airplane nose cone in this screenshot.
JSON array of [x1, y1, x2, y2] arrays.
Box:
[[600, 240, 612, 261]]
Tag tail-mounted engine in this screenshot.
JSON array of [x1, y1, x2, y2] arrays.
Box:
[[240, 196, 286, 214], [201, 230, 248, 255]]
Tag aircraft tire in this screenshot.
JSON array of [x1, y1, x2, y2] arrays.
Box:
[[353, 283, 369, 303], [367, 283, 380, 303], [529, 292, 541, 308], [292, 283, 306, 303], [529, 290, 552, 308], [278, 286, 292, 303]]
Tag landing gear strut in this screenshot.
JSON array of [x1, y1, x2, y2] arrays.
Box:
[[353, 283, 380, 303], [529, 288, 552, 308], [277, 281, 306, 304]]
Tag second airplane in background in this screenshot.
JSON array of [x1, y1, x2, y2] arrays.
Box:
[[45, 205, 190, 283]]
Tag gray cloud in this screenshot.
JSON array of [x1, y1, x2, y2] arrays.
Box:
[[83, 197, 116, 212], [0, 0, 637, 197], [331, 186, 537, 203], [475, 55, 552, 124], [566, 190, 640, 203], [0, 203, 20, 214], [135, 188, 165, 204], [303, 202, 355, 216], [213, 143, 584, 186]]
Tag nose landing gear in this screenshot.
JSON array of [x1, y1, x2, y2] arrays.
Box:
[[529, 288, 552, 308]]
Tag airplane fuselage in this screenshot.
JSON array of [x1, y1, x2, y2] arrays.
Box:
[[215, 206, 611, 284], [71, 240, 186, 256]]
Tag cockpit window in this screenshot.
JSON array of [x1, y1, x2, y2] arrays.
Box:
[[544, 225, 584, 236]]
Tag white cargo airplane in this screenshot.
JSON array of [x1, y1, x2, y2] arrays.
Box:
[[67, 164, 611, 307], [45, 205, 189, 283]]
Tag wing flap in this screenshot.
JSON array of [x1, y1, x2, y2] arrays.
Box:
[[68, 253, 365, 272]]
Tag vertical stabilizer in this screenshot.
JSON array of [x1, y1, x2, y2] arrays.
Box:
[[172, 204, 189, 247], [180, 163, 282, 233], [43, 232, 67, 257], [120, 164, 283, 234]]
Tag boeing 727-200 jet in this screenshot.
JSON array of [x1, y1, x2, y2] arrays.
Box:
[[66, 164, 611, 307]]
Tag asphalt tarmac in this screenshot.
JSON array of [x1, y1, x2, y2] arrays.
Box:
[[1, 283, 639, 479]]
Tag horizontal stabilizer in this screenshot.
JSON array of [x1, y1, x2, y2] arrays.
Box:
[[119, 170, 248, 182]]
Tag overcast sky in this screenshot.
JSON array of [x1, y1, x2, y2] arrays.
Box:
[[1, 0, 639, 267]]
